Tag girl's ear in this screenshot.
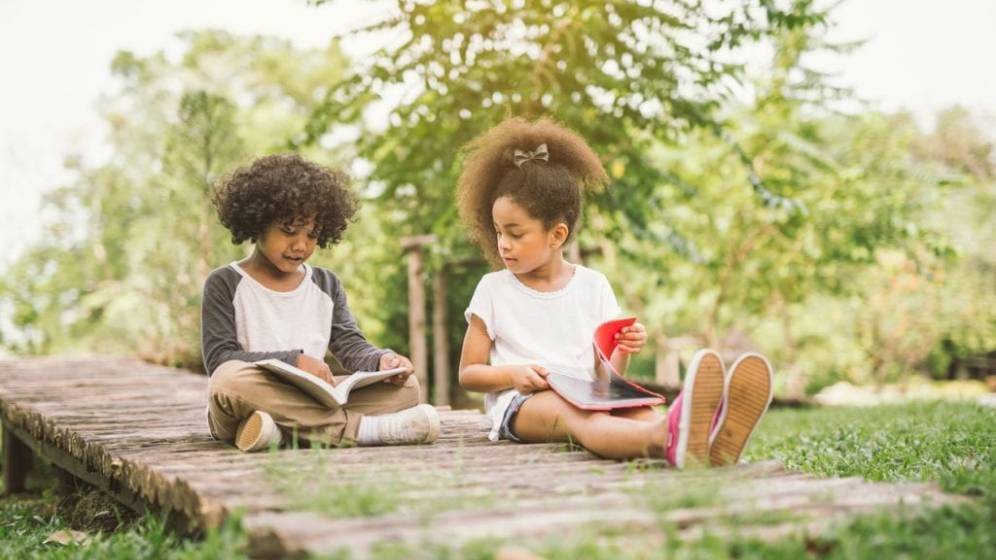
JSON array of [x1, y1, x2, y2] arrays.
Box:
[[550, 222, 570, 248]]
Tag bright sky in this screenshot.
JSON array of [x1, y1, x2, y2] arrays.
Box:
[[1, 0, 994, 270]]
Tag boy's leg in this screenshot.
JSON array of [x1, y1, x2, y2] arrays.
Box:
[[511, 390, 668, 460], [208, 360, 361, 446]]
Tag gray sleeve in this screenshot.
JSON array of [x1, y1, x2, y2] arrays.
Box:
[[312, 268, 390, 372], [200, 267, 303, 375]]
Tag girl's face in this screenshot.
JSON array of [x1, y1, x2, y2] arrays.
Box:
[[492, 195, 567, 274], [255, 217, 318, 274]]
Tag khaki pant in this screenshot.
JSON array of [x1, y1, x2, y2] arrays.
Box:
[[207, 360, 420, 446]]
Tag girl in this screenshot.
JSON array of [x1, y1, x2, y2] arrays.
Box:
[[203, 154, 439, 452], [456, 118, 773, 467]]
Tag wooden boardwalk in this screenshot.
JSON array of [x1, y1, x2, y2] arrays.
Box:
[[1, 357, 961, 559]]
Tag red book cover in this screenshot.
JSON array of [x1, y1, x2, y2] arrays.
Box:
[[546, 317, 666, 410]]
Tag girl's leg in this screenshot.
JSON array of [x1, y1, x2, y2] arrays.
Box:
[[611, 406, 665, 422], [511, 390, 668, 459]]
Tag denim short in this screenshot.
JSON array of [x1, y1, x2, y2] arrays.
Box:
[[498, 393, 533, 442]]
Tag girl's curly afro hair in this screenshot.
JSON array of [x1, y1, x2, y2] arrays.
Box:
[[212, 154, 358, 248], [456, 117, 607, 264]]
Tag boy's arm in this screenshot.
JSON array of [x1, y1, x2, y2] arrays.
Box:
[[322, 271, 390, 373], [200, 269, 303, 375]]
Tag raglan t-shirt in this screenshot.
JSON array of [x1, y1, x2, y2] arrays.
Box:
[[463, 265, 623, 441], [200, 262, 388, 375]]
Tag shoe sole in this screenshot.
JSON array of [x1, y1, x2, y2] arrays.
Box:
[[709, 353, 773, 467], [236, 411, 278, 452], [675, 350, 725, 468]]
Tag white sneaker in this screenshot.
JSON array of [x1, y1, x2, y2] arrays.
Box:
[[376, 404, 440, 445], [235, 411, 284, 452]]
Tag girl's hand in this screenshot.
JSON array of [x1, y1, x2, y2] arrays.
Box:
[[379, 352, 415, 386], [296, 354, 336, 386], [510, 365, 549, 394], [614, 322, 647, 354]]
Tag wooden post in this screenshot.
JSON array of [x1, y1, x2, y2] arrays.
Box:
[[2, 423, 33, 494], [432, 268, 450, 406], [655, 336, 682, 388], [401, 235, 436, 404]]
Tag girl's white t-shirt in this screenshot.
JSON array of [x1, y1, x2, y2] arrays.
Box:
[[464, 265, 622, 440]]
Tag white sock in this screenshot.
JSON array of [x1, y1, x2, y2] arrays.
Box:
[[356, 415, 381, 446]]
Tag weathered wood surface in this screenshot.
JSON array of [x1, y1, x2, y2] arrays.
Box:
[[0, 357, 963, 559]]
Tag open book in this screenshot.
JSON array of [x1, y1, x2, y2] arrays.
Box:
[[255, 358, 409, 408], [545, 317, 666, 411]]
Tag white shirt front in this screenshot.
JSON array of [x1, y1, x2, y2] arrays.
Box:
[[230, 263, 334, 362], [464, 265, 622, 440]]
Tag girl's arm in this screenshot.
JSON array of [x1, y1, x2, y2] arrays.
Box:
[[458, 315, 549, 393], [609, 322, 647, 375]]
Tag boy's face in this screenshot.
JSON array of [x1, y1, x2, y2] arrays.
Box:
[[492, 195, 567, 275], [256, 217, 318, 274]]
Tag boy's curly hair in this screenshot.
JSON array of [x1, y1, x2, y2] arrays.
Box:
[[212, 154, 358, 248], [456, 117, 607, 264]]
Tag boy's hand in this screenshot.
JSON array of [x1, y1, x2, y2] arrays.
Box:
[[510, 365, 549, 394], [296, 354, 336, 386], [379, 352, 415, 386], [614, 322, 647, 354]]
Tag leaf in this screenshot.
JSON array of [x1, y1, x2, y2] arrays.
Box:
[[44, 529, 89, 546]]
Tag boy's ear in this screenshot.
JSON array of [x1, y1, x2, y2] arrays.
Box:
[[550, 222, 569, 248]]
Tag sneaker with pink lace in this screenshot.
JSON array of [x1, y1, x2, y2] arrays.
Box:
[[664, 349, 725, 468]]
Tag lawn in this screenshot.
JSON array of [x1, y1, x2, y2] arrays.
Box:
[[1, 400, 993, 558]]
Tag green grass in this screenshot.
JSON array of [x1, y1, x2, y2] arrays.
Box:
[[0, 463, 248, 559], [745, 400, 996, 498]]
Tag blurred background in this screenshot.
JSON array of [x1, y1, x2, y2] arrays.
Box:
[[2, 0, 994, 406]]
